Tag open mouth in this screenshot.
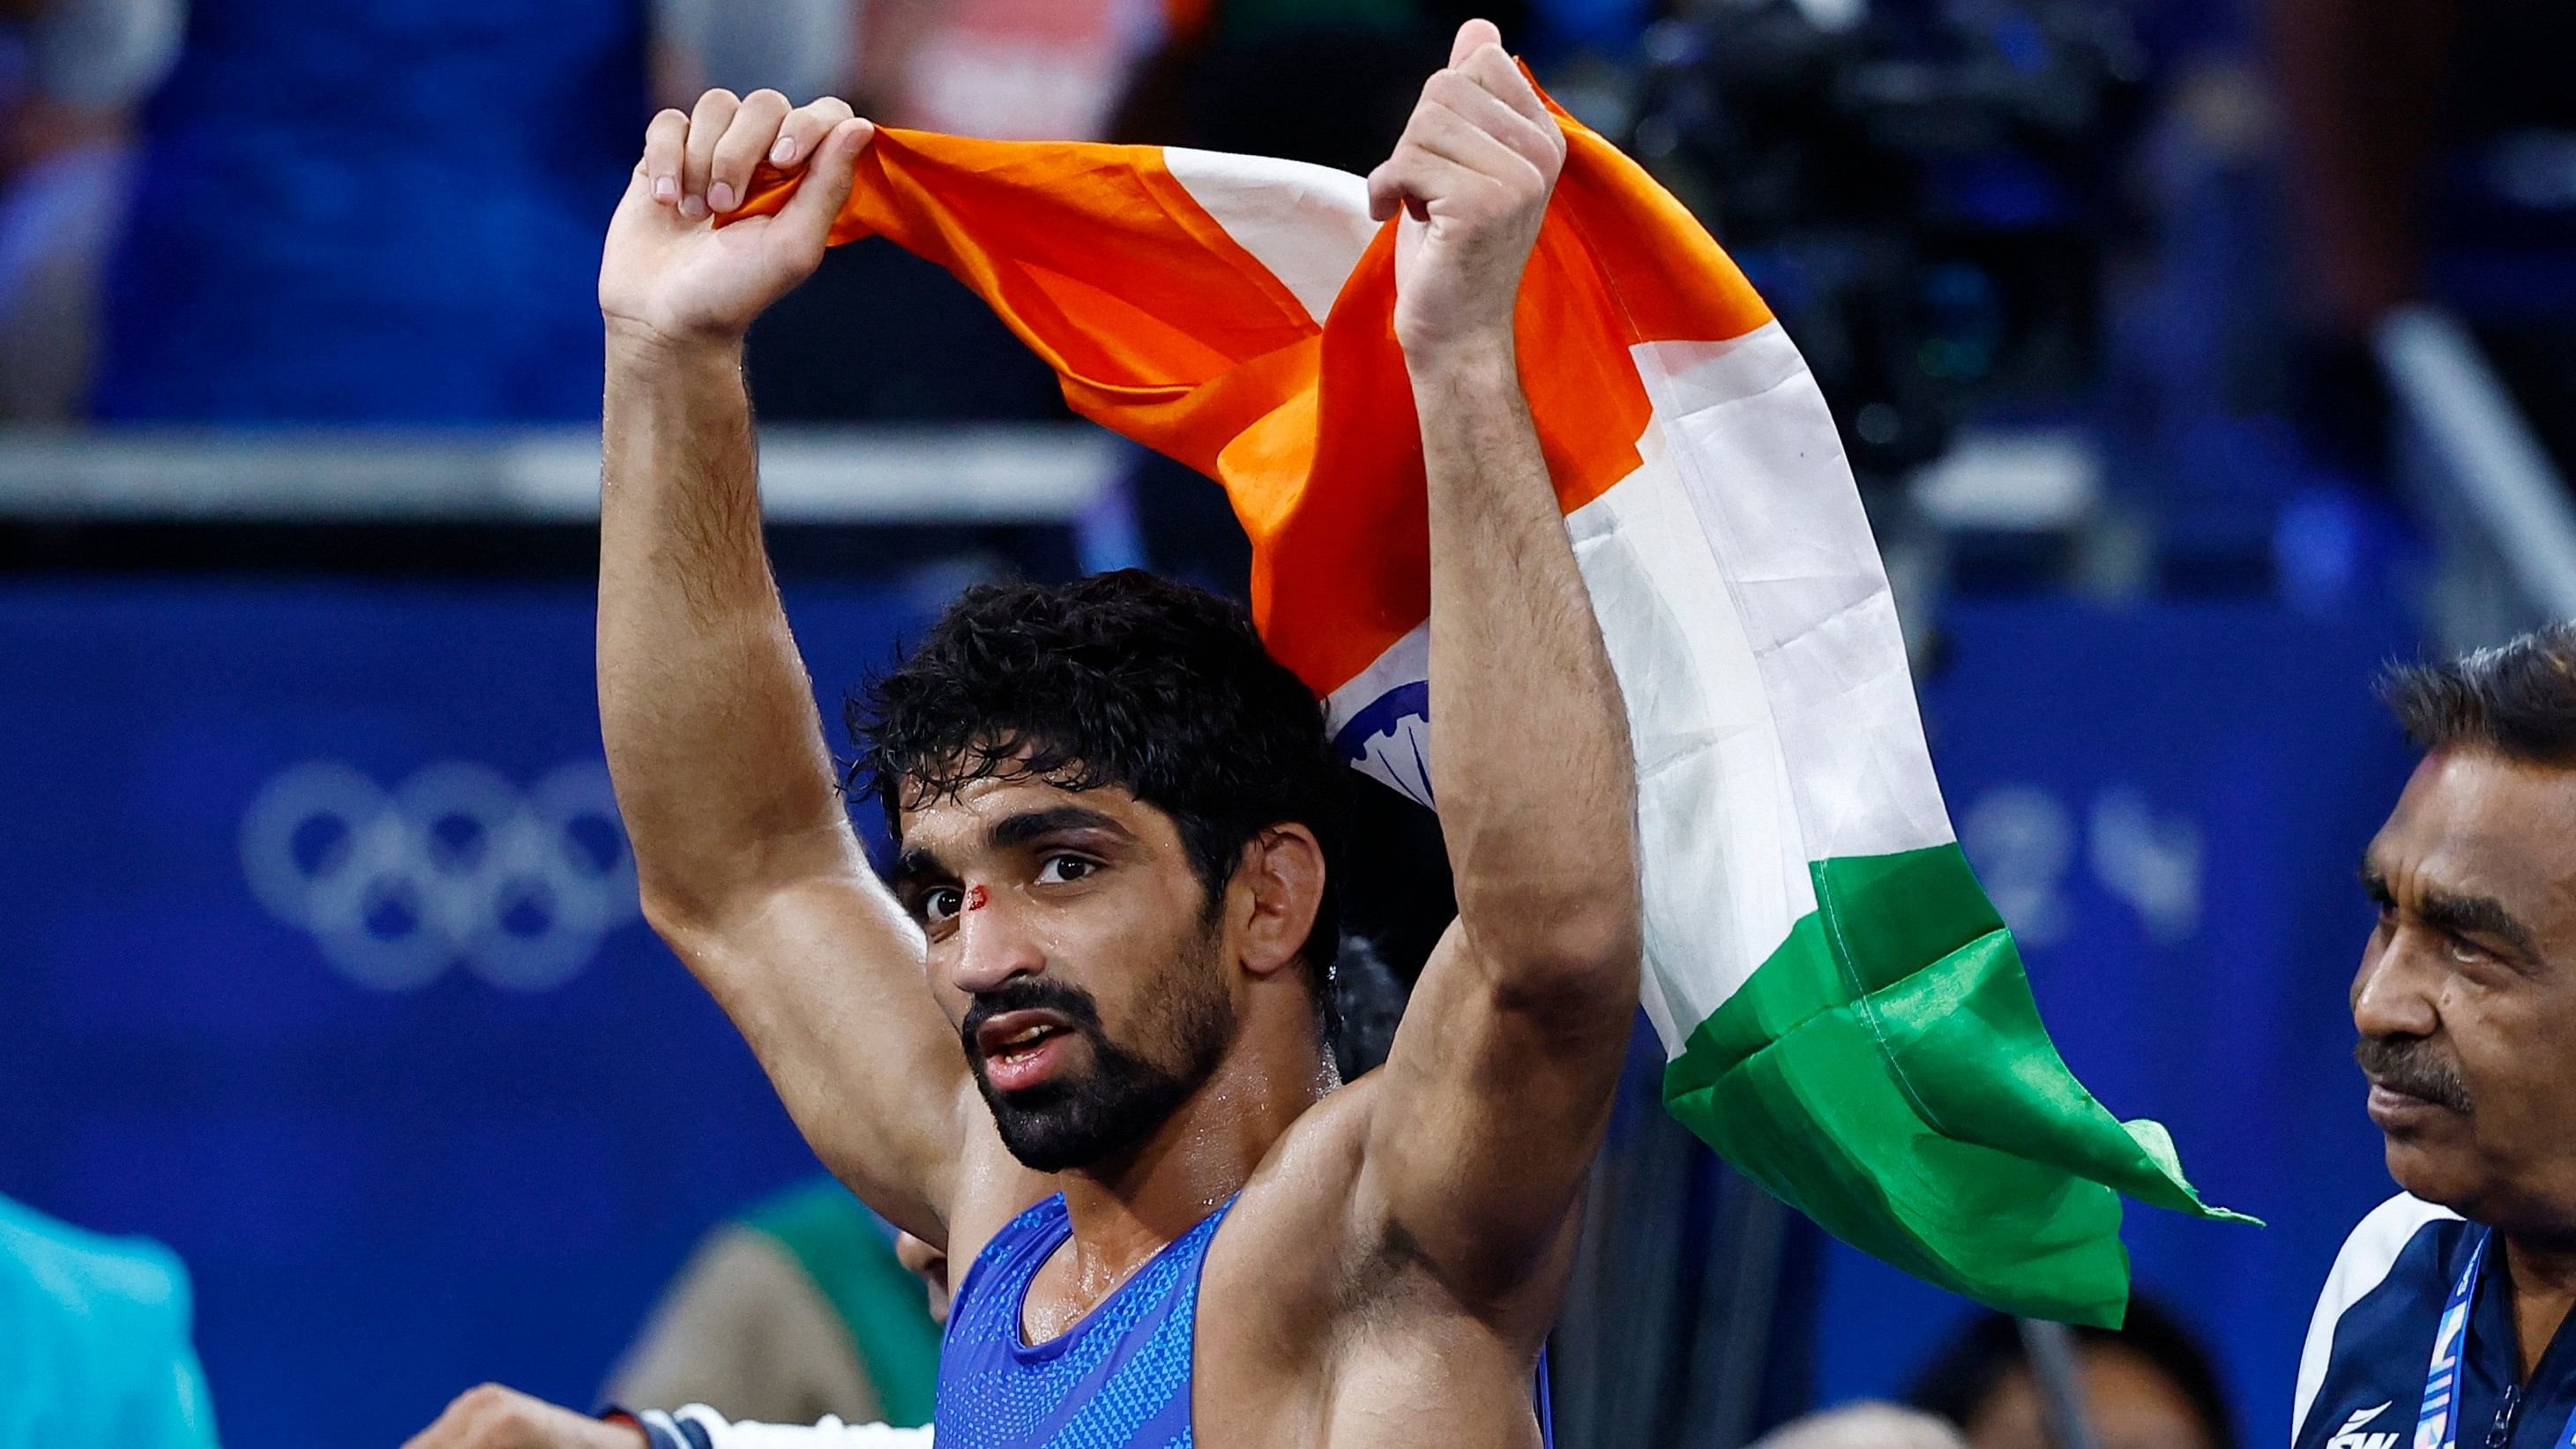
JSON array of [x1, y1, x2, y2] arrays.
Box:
[[975, 1009, 1071, 1058], [972, 1009, 1079, 1091], [988, 1020, 1064, 1064]]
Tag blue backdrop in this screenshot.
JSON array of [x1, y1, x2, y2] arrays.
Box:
[[1810, 598, 2424, 1449], [0, 574, 939, 1447], [0, 576, 2434, 1447]]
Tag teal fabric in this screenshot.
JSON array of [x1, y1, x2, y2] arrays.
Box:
[[0, 1194, 219, 1449]]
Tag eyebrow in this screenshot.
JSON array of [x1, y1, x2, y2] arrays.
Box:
[[2361, 854, 2542, 960], [2416, 888, 2542, 960], [891, 805, 1132, 886], [890, 845, 948, 889], [989, 806, 1131, 852]]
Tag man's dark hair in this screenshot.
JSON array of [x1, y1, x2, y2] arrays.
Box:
[[850, 569, 1348, 988], [1904, 1298, 2235, 1449], [1327, 933, 1410, 1080], [2381, 624, 2576, 763]]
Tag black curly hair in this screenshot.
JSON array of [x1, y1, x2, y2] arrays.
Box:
[[849, 570, 1349, 988]]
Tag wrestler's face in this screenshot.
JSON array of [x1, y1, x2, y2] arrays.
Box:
[[892, 773, 1240, 1172], [2354, 748, 2576, 1234]]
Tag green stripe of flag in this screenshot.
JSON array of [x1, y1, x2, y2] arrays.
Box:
[[1661, 845, 2256, 1327]]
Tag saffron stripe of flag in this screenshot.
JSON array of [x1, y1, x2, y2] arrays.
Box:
[[738, 88, 2249, 1326]]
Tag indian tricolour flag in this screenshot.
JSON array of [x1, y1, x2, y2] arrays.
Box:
[[739, 85, 2246, 1326]]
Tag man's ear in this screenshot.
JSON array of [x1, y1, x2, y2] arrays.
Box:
[[1232, 824, 1327, 979]]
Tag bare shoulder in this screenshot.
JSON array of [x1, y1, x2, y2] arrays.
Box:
[[1206, 1074, 1383, 1293], [1205, 1080, 1383, 1321], [1182, 1078, 1378, 1443], [1191, 1073, 1561, 1448], [1204, 1069, 1573, 1322]]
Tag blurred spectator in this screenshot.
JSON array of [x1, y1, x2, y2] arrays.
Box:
[[0, 1191, 220, 1447], [604, 1178, 941, 1429], [2267, 0, 2576, 339], [1752, 1403, 1971, 1449], [2270, 0, 2576, 474], [2267, 0, 2453, 343], [87, 0, 1045, 425], [649, 0, 853, 116], [864, 0, 1164, 141], [1112, 0, 1524, 176], [87, 0, 654, 423], [1907, 1302, 2235, 1449], [735, 0, 1181, 424], [0, 0, 180, 419]]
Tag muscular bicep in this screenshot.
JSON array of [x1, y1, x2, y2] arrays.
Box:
[[654, 863, 982, 1246], [1353, 919, 1634, 1307]]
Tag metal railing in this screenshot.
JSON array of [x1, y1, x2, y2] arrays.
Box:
[[2378, 306, 2576, 648], [0, 424, 1123, 526]]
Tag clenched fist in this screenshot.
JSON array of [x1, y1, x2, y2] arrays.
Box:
[[401, 1384, 646, 1449], [599, 87, 874, 348], [1365, 19, 1565, 364]]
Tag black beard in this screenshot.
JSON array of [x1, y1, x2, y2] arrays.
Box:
[[962, 957, 1235, 1173]]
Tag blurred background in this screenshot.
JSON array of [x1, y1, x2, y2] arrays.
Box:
[[5, 0, 2573, 1443]]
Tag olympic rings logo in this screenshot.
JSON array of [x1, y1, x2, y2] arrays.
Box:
[[240, 760, 640, 992]]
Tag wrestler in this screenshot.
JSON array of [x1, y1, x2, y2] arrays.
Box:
[[414, 18, 1636, 1447]]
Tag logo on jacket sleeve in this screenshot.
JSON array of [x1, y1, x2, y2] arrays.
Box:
[[2331, 1401, 2401, 1449]]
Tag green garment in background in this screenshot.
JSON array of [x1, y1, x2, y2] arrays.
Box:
[[737, 1180, 942, 1430]]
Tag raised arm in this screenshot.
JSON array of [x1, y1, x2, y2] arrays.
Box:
[[596, 92, 973, 1243], [1355, 22, 1643, 1306]]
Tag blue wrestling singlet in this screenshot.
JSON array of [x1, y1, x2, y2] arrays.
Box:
[[935, 1194, 1228, 1448], [934, 1192, 1558, 1448]]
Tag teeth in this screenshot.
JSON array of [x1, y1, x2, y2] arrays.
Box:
[[1002, 1026, 1047, 1049]]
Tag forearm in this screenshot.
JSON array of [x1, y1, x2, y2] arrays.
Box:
[[1356, 341, 1640, 1296], [589, 108, 979, 1239], [1415, 340, 1639, 980], [1352, 19, 1639, 1308], [597, 331, 969, 1231], [599, 330, 864, 922]]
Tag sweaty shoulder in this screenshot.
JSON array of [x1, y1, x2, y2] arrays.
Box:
[[1224, 1075, 1380, 1267], [2293, 1193, 2466, 1446], [1201, 1079, 1381, 1321], [1183, 1077, 1405, 1445]]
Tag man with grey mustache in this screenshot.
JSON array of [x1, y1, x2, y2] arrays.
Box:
[[2293, 624, 2576, 1449]]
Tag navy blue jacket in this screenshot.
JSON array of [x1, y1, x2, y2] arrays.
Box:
[[2297, 1197, 2576, 1449]]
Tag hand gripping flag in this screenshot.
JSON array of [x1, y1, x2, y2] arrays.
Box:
[[737, 93, 2249, 1326]]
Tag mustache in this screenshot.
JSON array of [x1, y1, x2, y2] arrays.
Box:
[[959, 978, 1104, 1057], [2356, 1036, 2474, 1113]]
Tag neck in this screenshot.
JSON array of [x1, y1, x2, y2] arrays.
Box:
[[2501, 1233, 2576, 1383], [1055, 991, 1333, 1277]]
